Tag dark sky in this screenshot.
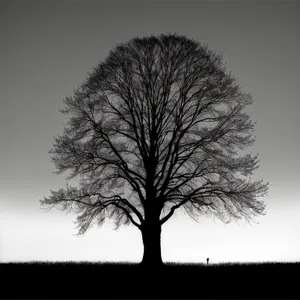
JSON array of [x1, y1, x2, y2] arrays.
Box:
[[1, 0, 299, 263]]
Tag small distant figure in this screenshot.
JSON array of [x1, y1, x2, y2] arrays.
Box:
[[206, 257, 209, 265]]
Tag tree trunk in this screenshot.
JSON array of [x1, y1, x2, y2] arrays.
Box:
[[140, 221, 163, 268]]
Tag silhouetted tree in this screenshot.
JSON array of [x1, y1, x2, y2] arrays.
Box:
[[41, 34, 268, 267]]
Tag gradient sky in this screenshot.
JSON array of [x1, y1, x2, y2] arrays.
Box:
[[1, 0, 299, 263]]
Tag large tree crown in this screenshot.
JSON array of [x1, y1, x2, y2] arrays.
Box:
[[41, 34, 268, 234]]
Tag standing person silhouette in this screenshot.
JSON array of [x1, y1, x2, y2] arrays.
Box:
[[206, 257, 209, 265]]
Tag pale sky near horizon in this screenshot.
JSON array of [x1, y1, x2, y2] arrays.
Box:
[[1, 0, 299, 264]]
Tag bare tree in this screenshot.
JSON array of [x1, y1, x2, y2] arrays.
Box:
[[41, 34, 268, 267]]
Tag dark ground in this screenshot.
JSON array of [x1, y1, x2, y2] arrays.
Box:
[[1, 261, 299, 299]]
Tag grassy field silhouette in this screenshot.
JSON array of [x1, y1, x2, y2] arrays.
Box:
[[1, 261, 299, 299]]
